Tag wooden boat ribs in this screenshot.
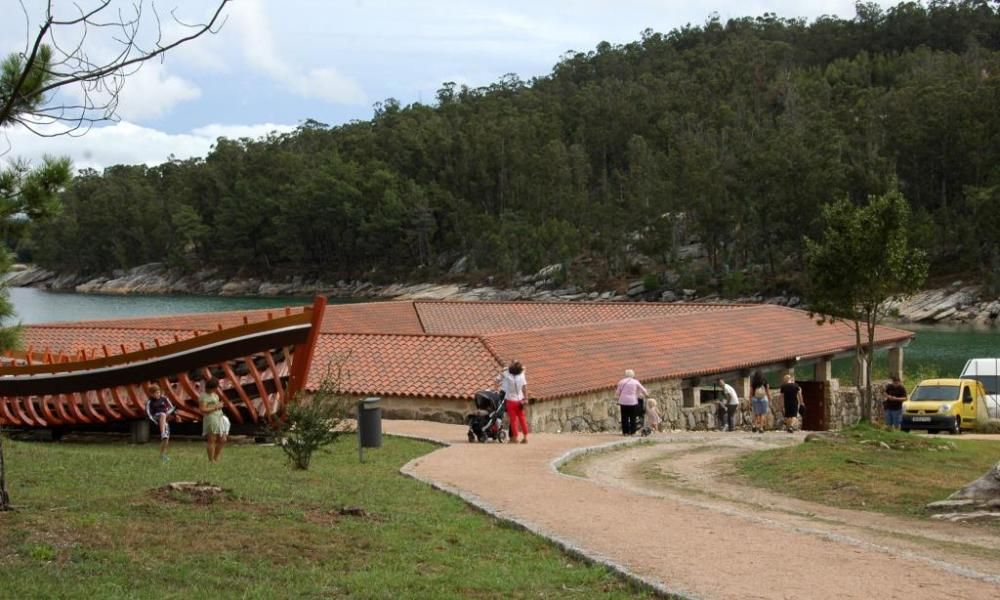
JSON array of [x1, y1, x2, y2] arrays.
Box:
[[0, 296, 327, 431]]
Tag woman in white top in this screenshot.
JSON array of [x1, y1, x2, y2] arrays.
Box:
[[615, 369, 648, 436], [501, 361, 529, 443]]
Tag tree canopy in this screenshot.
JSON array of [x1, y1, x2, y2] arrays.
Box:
[[805, 190, 928, 420], [20, 1, 1000, 294]]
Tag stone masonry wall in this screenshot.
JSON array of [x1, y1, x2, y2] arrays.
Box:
[[362, 377, 873, 433]]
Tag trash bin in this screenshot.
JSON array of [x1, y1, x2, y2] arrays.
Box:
[[358, 397, 382, 448]]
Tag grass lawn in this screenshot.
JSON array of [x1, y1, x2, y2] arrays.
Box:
[[737, 424, 1000, 519], [0, 434, 650, 599]]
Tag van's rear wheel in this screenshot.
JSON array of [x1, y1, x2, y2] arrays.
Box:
[[950, 418, 961, 435]]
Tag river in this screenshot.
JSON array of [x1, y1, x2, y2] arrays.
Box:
[[8, 288, 1000, 379]]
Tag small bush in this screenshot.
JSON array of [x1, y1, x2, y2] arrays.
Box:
[[979, 419, 1000, 434], [270, 378, 355, 470]]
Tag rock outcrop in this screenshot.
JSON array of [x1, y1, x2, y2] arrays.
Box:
[[9, 263, 1000, 324], [925, 461, 1000, 523]]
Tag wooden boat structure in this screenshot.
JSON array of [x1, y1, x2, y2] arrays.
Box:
[[0, 297, 327, 435]]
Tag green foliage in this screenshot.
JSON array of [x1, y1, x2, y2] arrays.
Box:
[[0, 45, 54, 126], [805, 191, 928, 419], [641, 272, 661, 292], [20, 2, 1000, 289], [269, 378, 356, 470]]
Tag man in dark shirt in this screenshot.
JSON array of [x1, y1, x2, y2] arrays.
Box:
[[779, 374, 803, 433], [882, 374, 907, 430]]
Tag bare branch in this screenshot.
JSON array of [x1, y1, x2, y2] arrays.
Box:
[[1, 1, 231, 139]]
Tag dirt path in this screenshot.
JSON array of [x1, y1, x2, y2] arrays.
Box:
[[387, 421, 1000, 600]]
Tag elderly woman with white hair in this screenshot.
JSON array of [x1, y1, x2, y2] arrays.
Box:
[[615, 369, 648, 436]]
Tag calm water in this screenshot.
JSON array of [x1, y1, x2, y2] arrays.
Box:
[[7, 288, 999, 379], [8, 287, 308, 324]]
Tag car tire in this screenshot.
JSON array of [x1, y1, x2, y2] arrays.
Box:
[[950, 418, 961, 435]]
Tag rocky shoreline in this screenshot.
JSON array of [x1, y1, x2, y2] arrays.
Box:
[[8, 263, 1000, 327]]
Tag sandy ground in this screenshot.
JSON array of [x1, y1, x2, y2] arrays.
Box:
[[386, 420, 1000, 600]]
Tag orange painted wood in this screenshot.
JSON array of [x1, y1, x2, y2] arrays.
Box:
[[221, 362, 259, 422], [53, 394, 74, 424], [23, 396, 47, 427], [245, 355, 274, 419], [39, 395, 64, 426]]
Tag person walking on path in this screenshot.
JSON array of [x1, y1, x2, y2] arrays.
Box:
[[717, 378, 740, 432], [145, 383, 175, 462], [199, 378, 227, 462], [779, 374, 804, 432], [616, 369, 648, 436], [749, 370, 771, 433], [882, 374, 907, 431], [501, 361, 529, 443]]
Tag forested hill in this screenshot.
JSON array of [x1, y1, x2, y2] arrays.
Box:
[[22, 1, 1000, 296]]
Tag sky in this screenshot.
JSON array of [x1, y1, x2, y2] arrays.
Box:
[[1, 0, 898, 172]]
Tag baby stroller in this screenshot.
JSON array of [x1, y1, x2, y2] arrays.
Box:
[[467, 390, 509, 443]]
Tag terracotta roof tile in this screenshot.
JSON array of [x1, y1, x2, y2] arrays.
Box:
[[482, 304, 913, 400], [35, 306, 309, 333], [308, 333, 499, 399], [21, 300, 914, 404], [21, 327, 198, 357], [319, 301, 424, 334], [415, 300, 742, 334]]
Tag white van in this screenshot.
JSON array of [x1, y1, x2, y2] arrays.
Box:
[[960, 358, 1000, 419]]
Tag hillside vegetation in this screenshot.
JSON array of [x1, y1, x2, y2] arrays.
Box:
[[20, 1, 1000, 295]]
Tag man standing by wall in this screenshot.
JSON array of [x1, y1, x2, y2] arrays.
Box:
[[882, 374, 907, 430], [717, 378, 740, 432]]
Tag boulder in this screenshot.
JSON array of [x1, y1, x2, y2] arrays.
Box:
[[925, 461, 1000, 523]]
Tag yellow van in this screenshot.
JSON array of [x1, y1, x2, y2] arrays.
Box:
[[902, 378, 990, 434]]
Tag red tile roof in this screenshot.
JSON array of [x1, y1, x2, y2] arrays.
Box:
[[414, 300, 740, 334], [21, 326, 199, 357], [309, 333, 500, 399], [482, 304, 913, 400], [319, 301, 424, 334], [21, 299, 914, 402]]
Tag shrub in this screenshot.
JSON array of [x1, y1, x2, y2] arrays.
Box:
[[269, 377, 355, 470]]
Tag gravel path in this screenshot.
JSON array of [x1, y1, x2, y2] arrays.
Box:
[[387, 421, 1000, 600]]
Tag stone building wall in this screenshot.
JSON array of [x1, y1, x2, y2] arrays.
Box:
[[364, 377, 877, 433]]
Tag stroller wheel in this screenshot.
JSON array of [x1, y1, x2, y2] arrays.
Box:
[[467, 431, 476, 443], [477, 433, 487, 443], [497, 429, 509, 444]]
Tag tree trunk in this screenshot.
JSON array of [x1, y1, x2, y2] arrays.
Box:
[[865, 308, 878, 426], [0, 425, 11, 511], [853, 320, 871, 422]]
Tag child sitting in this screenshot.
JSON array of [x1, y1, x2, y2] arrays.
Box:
[[644, 398, 663, 433]]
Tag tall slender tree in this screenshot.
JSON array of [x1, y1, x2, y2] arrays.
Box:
[[804, 191, 928, 421]]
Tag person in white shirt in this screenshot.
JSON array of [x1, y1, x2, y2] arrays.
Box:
[[500, 361, 529, 443], [717, 378, 740, 432]]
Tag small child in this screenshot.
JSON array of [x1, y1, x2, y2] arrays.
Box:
[[145, 383, 175, 462], [644, 397, 662, 433]]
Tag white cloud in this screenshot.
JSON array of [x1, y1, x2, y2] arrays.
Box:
[[227, 0, 368, 106], [114, 63, 203, 121], [3, 121, 295, 173]]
